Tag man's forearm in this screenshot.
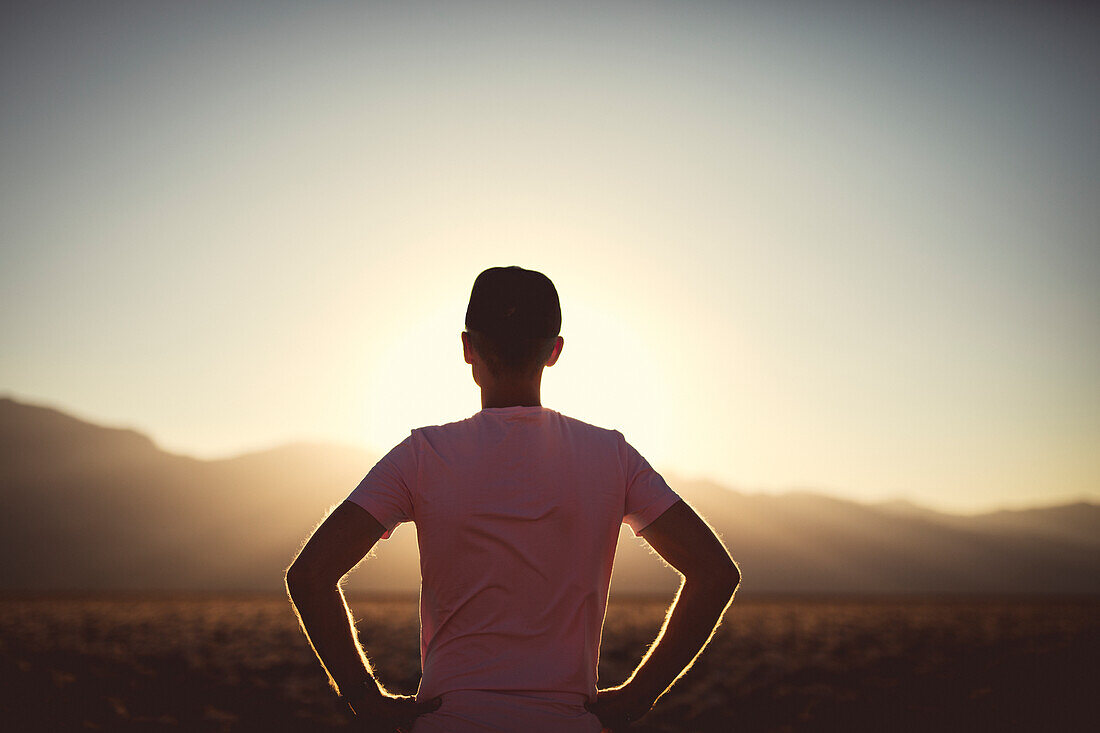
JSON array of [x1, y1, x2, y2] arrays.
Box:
[[287, 579, 376, 696], [625, 576, 737, 704]]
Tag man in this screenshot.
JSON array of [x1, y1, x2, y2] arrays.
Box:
[[287, 266, 740, 732]]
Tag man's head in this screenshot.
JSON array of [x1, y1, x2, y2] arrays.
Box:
[[463, 266, 563, 381]]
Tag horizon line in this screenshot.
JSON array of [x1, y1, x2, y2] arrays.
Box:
[[3, 391, 1096, 518]]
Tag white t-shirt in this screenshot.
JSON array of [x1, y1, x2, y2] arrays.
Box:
[[346, 405, 681, 732]]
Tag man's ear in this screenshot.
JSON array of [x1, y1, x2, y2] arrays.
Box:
[[545, 336, 564, 367], [462, 331, 473, 365]]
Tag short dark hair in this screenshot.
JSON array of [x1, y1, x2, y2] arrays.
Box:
[[467, 329, 558, 379], [465, 266, 561, 378]]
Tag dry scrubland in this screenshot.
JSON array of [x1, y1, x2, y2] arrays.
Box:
[[0, 594, 1095, 732]]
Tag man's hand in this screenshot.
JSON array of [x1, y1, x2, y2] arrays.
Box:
[[585, 685, 655, 731], [587, 500, 739, 731], [345, 683, 442, 733]]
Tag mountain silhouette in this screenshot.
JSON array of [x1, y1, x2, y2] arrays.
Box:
[[2, 396, 1097, 594]]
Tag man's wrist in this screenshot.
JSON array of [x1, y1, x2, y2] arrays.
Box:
[[340, 678, 383, 712]]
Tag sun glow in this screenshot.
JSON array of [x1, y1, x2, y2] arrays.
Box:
[[346, 284, 675, 467]]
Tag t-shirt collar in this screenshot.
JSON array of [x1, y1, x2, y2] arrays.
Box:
[[478, 405, 549, 416]]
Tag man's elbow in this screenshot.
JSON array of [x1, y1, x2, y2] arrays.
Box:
[[706, 555, 741, 600], [284, 563, 306, 598], [720, 557, 742, 597], [285, 559, 331, 598], [683, 554, 740, 601]]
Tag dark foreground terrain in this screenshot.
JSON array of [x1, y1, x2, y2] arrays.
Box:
[[0, 594, 1095, 732]]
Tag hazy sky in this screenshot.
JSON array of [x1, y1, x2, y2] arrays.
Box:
[[2, 1, 1097, 512]]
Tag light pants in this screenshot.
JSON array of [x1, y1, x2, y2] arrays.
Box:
[[410, 690, 604, 733]]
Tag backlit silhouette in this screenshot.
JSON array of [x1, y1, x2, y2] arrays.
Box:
[[286, 266, 740, 732]]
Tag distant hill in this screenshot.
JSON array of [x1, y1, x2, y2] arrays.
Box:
[[1, 396, 1097, 595], [0, 396, 395, 591], [668, 482, 1100, 594]]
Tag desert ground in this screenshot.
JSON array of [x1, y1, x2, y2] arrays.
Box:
[[1, 594, 1095, 732]]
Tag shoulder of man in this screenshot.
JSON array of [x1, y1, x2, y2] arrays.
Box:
[[411, 413, 479, 438], [552, 409, 624, 440]]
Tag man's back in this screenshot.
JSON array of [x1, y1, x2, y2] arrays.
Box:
[[286, 267, 737, 733], [347, 405, 681, 722]]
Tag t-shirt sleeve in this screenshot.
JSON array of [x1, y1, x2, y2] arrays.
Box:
[[618, 432, 681, 536], [345, 432, 417, 540]]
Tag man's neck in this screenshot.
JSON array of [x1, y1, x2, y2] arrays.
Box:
[[480, 390, 541, 409], [480, 374, 544, 409]]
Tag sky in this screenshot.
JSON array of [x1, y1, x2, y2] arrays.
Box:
[[2, 0, 1097, 513]]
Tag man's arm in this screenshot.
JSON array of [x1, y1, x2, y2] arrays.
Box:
[[587, 499, 740, 729], [285, 500, 439, 727]]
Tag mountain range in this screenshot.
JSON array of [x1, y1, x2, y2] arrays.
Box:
[[2, 396, 1097, 595]]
